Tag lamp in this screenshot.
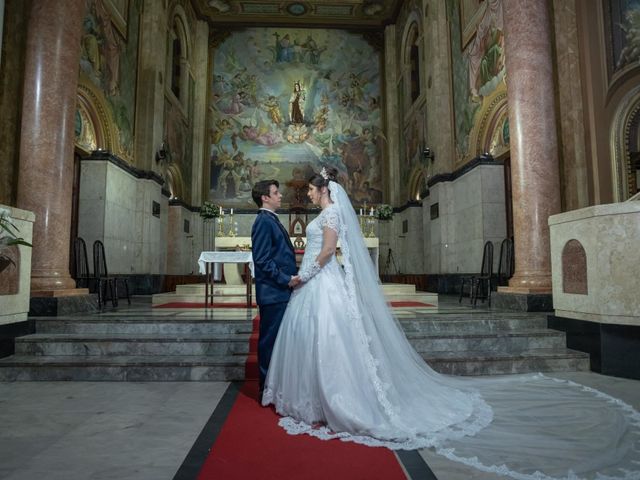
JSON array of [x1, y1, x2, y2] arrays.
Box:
[[155, 142, 169, 164], [422, 147, 435, 163]]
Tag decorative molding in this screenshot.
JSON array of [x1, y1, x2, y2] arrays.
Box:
[[610, 84, 640, 201], [83, 150, 165, 186], [427, 155, 504, 188]]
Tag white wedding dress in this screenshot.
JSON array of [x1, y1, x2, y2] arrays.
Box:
[[262, 182, 640, 480]]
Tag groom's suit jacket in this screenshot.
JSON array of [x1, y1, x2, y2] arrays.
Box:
[[251, 209, 297, 306]]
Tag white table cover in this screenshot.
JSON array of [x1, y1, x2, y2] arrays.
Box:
[[198, 251, 254, 277]]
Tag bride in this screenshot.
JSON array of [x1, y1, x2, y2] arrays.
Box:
[[262, 167, 640, 480]]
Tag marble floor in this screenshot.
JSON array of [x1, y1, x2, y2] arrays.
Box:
[[0, 296, 638, 480]]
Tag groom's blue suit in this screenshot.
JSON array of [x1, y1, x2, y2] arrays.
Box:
[[251, 209, 297, 392]]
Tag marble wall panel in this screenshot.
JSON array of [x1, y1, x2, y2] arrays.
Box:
[[422, 164, 506, 274], [78, 161, 167, 275], [550, 203, 640, 325]]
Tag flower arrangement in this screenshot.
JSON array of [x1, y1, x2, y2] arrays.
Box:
[[200, 201, 221, 219], [375, 204, 394, 221]]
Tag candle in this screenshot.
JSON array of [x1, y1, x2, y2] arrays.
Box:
[[360, 208, 363, 216], [230, 208, 234, 215], [370, 207, 374, 216], [219, 206, 222, 215]]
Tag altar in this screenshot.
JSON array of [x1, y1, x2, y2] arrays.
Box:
[[209, 235, 380, 277], [201, 234, 379, 287]]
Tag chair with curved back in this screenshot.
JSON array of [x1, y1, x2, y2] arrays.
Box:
[[72, 237, 92, 290], [459, 240, 494, 307], [497, 237, 515, 287], [92, 240, 130, 307], [471, 240, 494, 307]]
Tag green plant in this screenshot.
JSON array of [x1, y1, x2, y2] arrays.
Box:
[[0, 209, 32, 270], [375, 204, 394, 221], [0, 209, 31, 249], [200, 201, 221, 219]]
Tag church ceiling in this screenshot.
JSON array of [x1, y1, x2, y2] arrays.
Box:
[[194, 0, 402, 28]]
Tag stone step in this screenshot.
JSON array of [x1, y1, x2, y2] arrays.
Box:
[[14, 329, 565, 357], [15, 334, 251, 357], [34, 315, 546, 337], [0, 355, 246, 381], [155, 283, 438, 307], [175, 284, 248, 295], [0, 348, 590, 381], [422, 348, 591, 376], [35, 318, 254, 335], [406, 330, 566, 353], [151, 292, 253, 305], [399, 316, 548, 333]]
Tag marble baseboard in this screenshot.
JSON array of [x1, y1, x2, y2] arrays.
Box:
[[548, 315, 640, 380], [29, 294, 100, 317], [122, 274, 165, 295], [0, 319, 34, 358], [425, 274, 503, 295], [492, 292, 553, 312]]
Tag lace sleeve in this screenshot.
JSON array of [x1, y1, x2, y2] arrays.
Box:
[[298, 260, 321, 282], [319, 207, 341, 234]]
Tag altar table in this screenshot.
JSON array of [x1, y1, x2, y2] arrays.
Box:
[[198, 251, 253, 307]]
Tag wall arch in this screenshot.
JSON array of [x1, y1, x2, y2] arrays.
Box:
[[611, 84, 640, 200], [76, 77, 119, 155]]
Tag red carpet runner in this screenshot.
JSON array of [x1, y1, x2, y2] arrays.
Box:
[[196, 315, 408, 480]]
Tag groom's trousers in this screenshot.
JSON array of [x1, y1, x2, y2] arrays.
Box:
[[258, 301, 288, 392]]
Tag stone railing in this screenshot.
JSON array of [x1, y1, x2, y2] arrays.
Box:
[[549, 202, 640, 326]]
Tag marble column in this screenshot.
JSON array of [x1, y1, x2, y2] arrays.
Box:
[[16, 0, 85, 293], [500, 0, 561, 294]]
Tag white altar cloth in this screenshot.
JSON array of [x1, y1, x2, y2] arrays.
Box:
[[198, 251, 254, 276]]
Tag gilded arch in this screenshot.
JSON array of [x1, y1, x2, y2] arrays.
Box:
[[469, 84, 509, 158], [611, 85, 640, 201]]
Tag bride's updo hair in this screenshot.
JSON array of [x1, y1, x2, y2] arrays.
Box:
[[308, 166, 338, 189]]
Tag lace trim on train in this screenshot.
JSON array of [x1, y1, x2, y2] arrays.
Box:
[[434, 374, 640, 480], [276, 387, 492, 451]]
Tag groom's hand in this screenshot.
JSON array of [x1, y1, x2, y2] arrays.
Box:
[[288, 275, 301, 288]]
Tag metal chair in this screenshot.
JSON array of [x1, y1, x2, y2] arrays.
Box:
[[497, 237, 515, 287], [471, 241, 494, 307], [459, 240, 494, 307], [72, 237, 92, 289], [92, 240, 130, 307]]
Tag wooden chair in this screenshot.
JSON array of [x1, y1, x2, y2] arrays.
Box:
[[92, 240, 130, 307], [459, 240, 494, 307]]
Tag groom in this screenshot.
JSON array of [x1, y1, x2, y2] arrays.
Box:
[[251, 180, 299, 398]]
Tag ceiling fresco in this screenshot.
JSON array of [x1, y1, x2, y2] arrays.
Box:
[[194, 0, 403, 27]]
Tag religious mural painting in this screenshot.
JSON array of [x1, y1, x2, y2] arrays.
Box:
[[449, 0, 506, 162], [79, 0, 141, 160], [208, 28, 383, 206], [605, 0, 640, 80]]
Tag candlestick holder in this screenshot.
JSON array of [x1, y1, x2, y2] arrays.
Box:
[[227, 214, 236, 237], [216, 215, 226, 237], [366, 217, 377, 238]]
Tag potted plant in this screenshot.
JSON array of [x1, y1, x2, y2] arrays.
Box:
[[0, 208, 32, 273]]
